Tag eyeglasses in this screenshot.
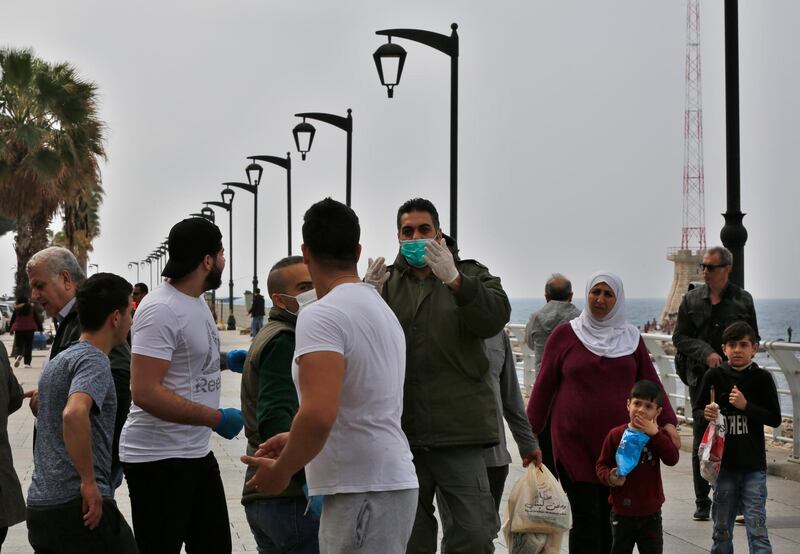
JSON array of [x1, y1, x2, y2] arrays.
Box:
[[699, 263, 729, 272]]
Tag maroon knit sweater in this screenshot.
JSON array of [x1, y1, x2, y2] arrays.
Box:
[[526, 323, 677, 484], [596, 424, 680, 516]]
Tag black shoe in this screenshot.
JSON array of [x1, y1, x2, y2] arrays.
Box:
[[693, 506, 711, 521]]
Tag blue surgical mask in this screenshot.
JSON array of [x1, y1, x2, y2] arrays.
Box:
[[400, 238, 431, 268]]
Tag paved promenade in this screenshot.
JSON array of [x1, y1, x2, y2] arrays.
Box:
[[2, 331, 799, 553]]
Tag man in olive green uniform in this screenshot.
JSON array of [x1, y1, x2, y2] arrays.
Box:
[[366, 198, 511, 553], [238, 256, 320, 551]]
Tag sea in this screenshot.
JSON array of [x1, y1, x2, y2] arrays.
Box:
[[510, 298, 800, 417], [509, 298, 800, 342]]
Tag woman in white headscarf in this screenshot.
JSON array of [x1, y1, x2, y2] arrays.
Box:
[[527, 271, 679, 554]]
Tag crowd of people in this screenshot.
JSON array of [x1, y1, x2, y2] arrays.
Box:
[[0, 197, 782, 554]]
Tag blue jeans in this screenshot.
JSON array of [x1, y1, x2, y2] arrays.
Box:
[[711, 469, 772, 554], [251, 316, 264, 337], [244, 497, 320, 554]]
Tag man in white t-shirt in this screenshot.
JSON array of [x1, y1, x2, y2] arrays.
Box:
[[120, 217, 244, 554], [242, 198, 418, 553]]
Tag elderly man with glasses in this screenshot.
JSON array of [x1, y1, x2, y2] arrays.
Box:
[[672, 245, 759, 522]]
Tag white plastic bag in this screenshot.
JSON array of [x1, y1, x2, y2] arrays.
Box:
[[699, 408, 726, 485], [502, 521, 564, 554], [502, 465, 571, 552], [506, 464, 572, 535]]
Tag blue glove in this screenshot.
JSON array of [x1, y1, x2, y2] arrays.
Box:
[[302, 483, 323, 518], [615, 427, 650, 476], [214, 408, 243, 439], [226, 349, 248, 373]]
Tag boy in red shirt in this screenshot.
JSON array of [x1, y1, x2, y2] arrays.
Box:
[[596, 380, 680, 554]]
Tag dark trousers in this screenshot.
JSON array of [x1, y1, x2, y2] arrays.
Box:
[[409, 445, 499, 554], [15, 330, 34, 365], [610, 511, 663, 554], [436, 464, 509, 551], [486, 465, 510, 514], [244, 497, 320, 553], [123, 452, 231, 554], [27, 497, 137, 554], [558, 464, 612, 554], [689, 384, 712, 510]]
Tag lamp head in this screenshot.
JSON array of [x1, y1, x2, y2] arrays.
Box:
[[292, 119, 316, 160], [246, 160, 263, 187], [200, 206, 215, 222], [373, 38, 407, 98], [221, 187, 235, 205]]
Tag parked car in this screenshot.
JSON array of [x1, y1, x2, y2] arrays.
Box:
[[0, 302, 12, 334]]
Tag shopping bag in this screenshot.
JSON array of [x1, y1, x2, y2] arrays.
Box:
[[503, 521, 564, 554], [505, 464, 572, 535], [615, 428, 650, 477], [698, 401, 726, 485]]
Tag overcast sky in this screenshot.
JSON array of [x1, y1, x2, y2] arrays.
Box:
[[1, 0, 798, 300]]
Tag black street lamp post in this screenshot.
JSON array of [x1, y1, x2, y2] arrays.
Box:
[[206, 187, 237, 329], [191, 209, 218, 320], [151, 251, 161, 278], [721, 0, 747, 287], [293, 110, 353, 207], [144, 257, 153, 290], [127, 261, 140, 282], [159, 246, 168, 282], [248, 153, 292, 255], [226, 178, 259, 296], [194, 208, 218, 320], [89, 263, 99, 274], [373, 23, 459, 239]]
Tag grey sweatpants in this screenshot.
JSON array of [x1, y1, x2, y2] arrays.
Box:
[[319, 488, 418, 554]]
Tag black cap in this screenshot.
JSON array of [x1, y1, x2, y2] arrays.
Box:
[[162, 218, 223, 280]]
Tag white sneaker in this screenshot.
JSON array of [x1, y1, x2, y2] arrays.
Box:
[[24, 364, 32, 368], [14, 355, 22, 368]]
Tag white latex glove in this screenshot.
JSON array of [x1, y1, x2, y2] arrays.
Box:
[[424, 238, 459, 285], [364, 257, 390, 293]]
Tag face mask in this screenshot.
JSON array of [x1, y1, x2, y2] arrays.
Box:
[[281, 289, 318, 315], [400, 238, 431, 268]]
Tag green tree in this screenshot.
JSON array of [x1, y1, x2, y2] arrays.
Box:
[[0, 48, 106, 296], [53, 180, 104, 268]]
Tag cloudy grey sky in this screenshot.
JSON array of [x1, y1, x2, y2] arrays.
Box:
[[2, 0, 798, 299]]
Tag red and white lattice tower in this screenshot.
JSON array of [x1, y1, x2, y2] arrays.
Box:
[[681, 0, 707, 250], [660, 0, 707, 327]]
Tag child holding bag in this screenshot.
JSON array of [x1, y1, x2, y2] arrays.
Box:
[[596, 380, 680, 554], [695, 321, 781, 554]]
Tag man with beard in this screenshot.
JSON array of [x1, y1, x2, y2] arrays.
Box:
[[119, 217, 243, 553]]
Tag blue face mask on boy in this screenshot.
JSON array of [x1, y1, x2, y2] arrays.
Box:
[[400, 238, 431, 268]]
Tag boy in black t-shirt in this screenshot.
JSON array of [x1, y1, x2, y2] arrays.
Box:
[[694, 321, 781, 553]]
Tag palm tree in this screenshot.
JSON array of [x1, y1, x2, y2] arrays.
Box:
[[0, 48, 106, 296], [53, 180, 104, 268]]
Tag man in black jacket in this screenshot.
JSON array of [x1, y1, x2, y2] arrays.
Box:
[[249, 288, 266, 338], [26, 247, 131, 489], [673, 246, 759, 521]]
